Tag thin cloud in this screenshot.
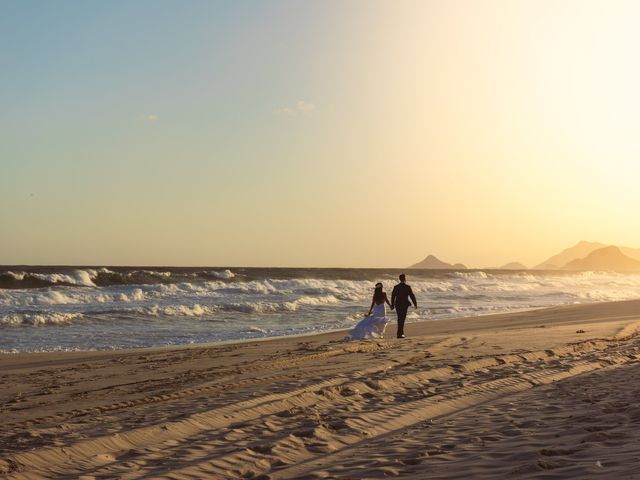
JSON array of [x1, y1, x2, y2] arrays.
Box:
[[274, 100, 316, 117], [296, 100, 315, 113], [274, 107, 297, 117], [146, 114, 159, 121]]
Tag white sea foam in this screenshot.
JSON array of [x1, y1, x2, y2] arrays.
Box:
[[454, 271, 490, 279], [119, 288, 145, 302], [142, 304, 216, 317], [345, 312, 366, 322], [244, 326, 270, 334], [0, 287, 148, 307], [3, 270, 640, 352], [161, 304, 210, 316], [31, 270, 99, 287], [7, 271, 27, 281], [220, 295, 340, 314], [206, 269, 235, 279], [140, 270, 172, 278], [291, 295, 340, 307], [1, 312, 83, 326]]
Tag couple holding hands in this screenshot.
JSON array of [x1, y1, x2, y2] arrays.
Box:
[[350, 274, 418, 340]]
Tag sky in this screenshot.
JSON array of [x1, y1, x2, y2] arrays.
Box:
[[2, 0, 640, 268]]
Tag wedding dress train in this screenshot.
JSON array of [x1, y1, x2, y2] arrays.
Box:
[[350, 302, 390, 339]]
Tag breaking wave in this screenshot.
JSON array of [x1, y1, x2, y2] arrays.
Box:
[[1, 312, 83, 326], [2, 267, 640, 351], [0, 268, 238, 289]]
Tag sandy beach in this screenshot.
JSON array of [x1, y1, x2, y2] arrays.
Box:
[[6, 1, 640, 477], [2, 299, 640, 479]]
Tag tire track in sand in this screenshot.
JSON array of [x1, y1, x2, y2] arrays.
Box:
[[3, 328, 639, 479], [1, 339, 399, 433]]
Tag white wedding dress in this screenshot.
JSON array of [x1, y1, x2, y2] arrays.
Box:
[[350, 303, 390, 339]]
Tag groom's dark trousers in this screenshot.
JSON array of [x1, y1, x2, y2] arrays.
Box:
[[395, 304, 409, 338]]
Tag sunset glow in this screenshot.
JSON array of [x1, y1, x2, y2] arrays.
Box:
[[2, 0, 639, 267]]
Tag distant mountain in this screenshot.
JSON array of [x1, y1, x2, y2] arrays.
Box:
[[499, 262, 528, 270], [534, 241, 606, 270], [563, 246, 640, 272], [620, 246, 640, 261], [409, 255, 467, 270]]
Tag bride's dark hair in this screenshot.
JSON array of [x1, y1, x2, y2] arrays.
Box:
[[373, 283, 384, 302]]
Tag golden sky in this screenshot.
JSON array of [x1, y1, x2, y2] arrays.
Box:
[[2, 0, 639, 267]]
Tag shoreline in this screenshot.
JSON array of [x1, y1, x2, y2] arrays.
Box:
[[0, 300, 620, 360], [2, 299, 640, 478], [4, 268, 639, 357]]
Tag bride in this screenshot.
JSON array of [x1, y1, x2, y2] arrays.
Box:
[[350, 282, 392, 339]]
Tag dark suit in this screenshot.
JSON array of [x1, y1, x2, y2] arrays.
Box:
[[391, 282, 417, 338]]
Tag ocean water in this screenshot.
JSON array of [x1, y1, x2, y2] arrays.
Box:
[[1, 266, 640, 352]]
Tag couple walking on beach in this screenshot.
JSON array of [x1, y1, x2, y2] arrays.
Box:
[[351, 274, 418, 340]]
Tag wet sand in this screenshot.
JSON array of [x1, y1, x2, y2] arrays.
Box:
[[2, 300, 640, 479]]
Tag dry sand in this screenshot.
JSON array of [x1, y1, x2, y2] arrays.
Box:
[[2, 300, 640, 479]]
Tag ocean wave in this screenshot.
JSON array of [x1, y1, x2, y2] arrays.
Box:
[[4, 271, 640, 312], [453, 271, 491, 279], [345, 312, 366, 322], [204, 269, 235, 280], [221, 295, 341, 314], [0, 345, 101, 354], [0, 287, 147, 307], [144, 304, 216, 317], [0, 269, 101, 289], [0, 268, 237, 290], [0, 312, 83, 326], [3, 269, 640, 355], [243, 326, 270, 334]]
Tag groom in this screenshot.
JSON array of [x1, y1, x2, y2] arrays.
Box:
[[390, 273, 417, 338]]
